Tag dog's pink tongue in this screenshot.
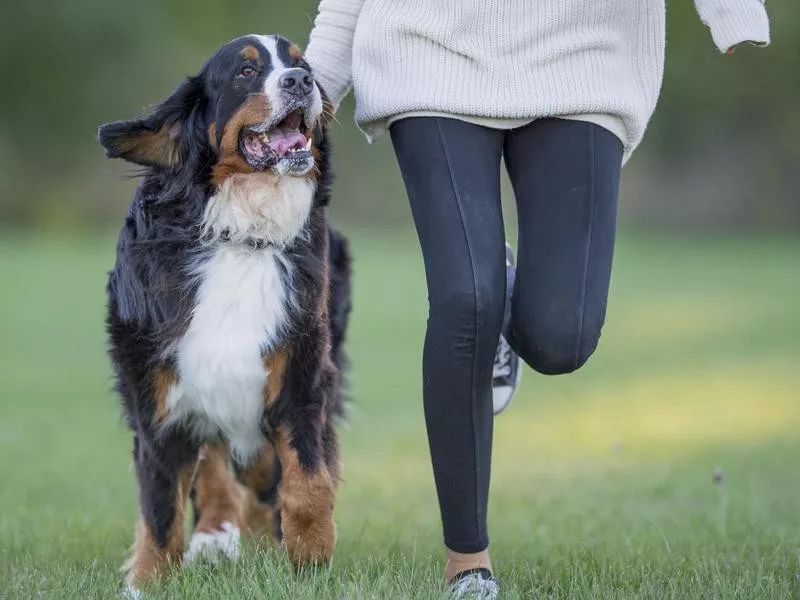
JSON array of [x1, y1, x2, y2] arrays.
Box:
[[268, 130, 306, 155]]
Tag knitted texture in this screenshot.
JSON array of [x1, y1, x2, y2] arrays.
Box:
[[305, 0, 769, 159]]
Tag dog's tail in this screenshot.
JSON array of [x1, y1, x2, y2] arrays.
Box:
[[327, 227, 352, 418]]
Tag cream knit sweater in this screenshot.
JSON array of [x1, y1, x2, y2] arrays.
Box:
[[305, 0, 769, 160]]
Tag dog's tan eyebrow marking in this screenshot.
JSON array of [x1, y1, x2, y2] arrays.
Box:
[[288, 45, 303, 61], [241, 45, 260, 62]]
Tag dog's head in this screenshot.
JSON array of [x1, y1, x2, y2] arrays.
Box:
[[98, 35, 331, 186]]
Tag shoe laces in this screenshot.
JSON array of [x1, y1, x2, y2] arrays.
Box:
[[493, 336, 512, 379], [451, 573, 499, 599]]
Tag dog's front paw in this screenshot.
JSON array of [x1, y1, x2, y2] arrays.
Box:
[[274, 427, 339, 566], [122, 584, 147, 600], [282, 513, 336, 566], [184, 521, 241, 563]]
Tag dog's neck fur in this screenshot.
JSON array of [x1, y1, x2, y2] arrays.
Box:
[[201, 173, 316, 249]]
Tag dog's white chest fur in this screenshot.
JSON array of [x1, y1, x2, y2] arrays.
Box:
[[163, 174, 314, 461], [202, 173, 316, 248], [167, 244, 291, 461]]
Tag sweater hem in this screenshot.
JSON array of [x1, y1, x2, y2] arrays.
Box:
[[361, 112, 628, 159]]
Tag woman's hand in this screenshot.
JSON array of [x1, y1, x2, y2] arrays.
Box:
[[725, 40, 768, 55]]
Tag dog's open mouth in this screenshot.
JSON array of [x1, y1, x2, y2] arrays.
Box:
[[239, 109, 313, 173]]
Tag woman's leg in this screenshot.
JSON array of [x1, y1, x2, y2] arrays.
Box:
[[503, 118, 623, 374], [390, 117, 506, 577]]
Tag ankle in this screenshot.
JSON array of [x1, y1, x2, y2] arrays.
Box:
[[444, 547, 492, 583]]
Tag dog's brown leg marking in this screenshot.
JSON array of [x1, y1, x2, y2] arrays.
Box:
[[236, 442, 282, 547], [274, 426, 336, 565], [263, 349, 289, 408], [236, 442, 277, 493], [152, 366, 177, 423], [125, 464, 193, 589], [192, 443, 245, 534]]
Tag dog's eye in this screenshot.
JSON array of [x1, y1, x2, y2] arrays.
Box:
[[238, 66, 256, 78]]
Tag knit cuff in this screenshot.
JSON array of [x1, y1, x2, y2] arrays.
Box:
[[696, 0, 770, 53]]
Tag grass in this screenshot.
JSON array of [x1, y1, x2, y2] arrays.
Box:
[[0, 230, 799, 599]]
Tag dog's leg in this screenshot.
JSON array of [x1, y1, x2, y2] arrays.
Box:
[[125, 435, 195, 592], [185, 443, 245, 563], [274, 421, 337, 566], [321, 417, 341, 491], [234, 441, 283, 548]]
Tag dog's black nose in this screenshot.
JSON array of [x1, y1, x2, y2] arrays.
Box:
[[278, 68, 314, 96]]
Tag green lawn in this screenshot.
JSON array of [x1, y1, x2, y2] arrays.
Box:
[[1, 231, 799, 599]]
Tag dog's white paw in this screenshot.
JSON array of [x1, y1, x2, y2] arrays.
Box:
[[122, 584, 142, 600], [184, 521, 241, 563]]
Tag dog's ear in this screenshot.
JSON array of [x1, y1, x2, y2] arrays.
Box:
[[312, 82, 335, 147], [98, 76, 202, 168]]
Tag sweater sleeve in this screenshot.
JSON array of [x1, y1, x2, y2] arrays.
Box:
[[694, 0, 770, 52], [304, 0, 366, 109]]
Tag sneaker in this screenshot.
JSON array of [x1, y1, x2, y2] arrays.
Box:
[[449, 568, 499, 599], [493, 243, 521, 415]]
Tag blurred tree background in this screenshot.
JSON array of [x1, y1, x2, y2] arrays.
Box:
[[0, 0, 797, 232]]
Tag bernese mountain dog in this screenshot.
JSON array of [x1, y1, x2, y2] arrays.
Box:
[[97, 34, 351, 595]]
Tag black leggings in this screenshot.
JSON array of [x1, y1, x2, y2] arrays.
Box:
[[390, 117, 623, 553]]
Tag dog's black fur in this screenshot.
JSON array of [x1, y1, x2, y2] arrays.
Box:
[[98, 35, 350, 591]]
